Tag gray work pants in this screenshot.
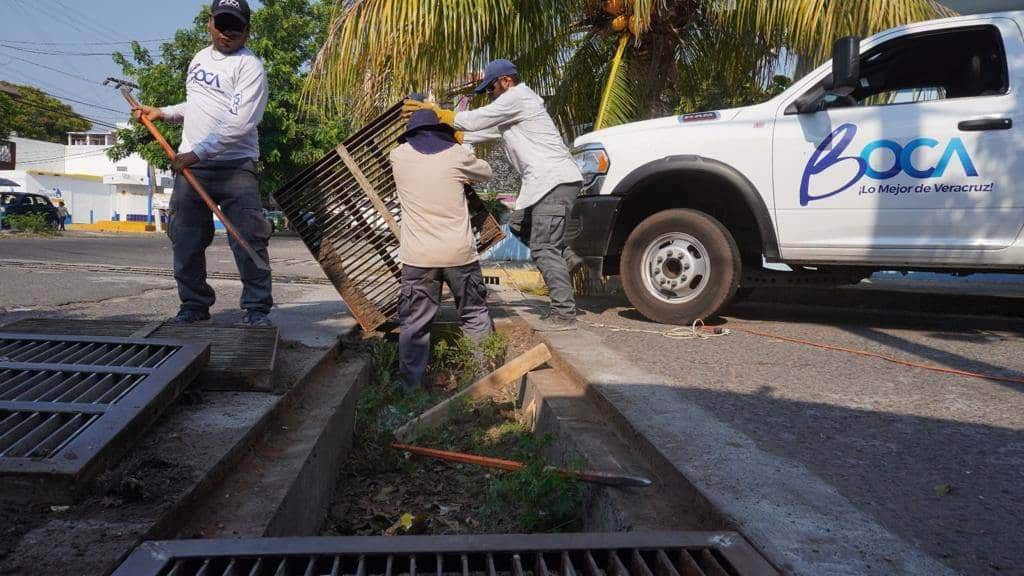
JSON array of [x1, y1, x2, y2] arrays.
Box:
[[399, 262, 493, 389], [169, 158, 273, 314], [508, 182, 581, 318]]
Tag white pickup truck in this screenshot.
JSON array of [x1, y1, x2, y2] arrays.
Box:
[[570, 10, 1022, 325]]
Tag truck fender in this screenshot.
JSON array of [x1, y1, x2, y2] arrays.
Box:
[[608, 155, 780, 260]]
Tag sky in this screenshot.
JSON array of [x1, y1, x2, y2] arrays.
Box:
[[0, 0, 262, 130], [1, 0, 1023, 132]]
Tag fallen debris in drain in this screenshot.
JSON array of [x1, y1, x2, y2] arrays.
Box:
[[391, 443, 652, 488], [323, 324, 586, 536]]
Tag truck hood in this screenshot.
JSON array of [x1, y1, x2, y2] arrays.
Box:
[[574, 106, 749, 148]]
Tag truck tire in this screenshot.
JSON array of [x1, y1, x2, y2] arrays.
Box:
[[621, 208, 740, 325]]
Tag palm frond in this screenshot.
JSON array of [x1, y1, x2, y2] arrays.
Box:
[[303, 0, 585, 121], [592, 35, 641, 129], [719, 0, 955, 67], [546, 31, 616, 139]]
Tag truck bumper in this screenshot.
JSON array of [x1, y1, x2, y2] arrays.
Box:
[[569, 194, 621, 258]]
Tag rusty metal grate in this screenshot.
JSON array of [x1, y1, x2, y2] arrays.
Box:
[[113, 533, 778, 576], [273, 102, 505, 332], [0, 333, 209, 500], [2, 319, 279, 392]]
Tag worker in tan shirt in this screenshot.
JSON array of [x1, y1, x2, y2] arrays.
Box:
[[390, 109, 495, 392]]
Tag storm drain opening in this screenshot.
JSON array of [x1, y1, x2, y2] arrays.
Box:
[[0, 332, 209, 500], [272, 101, 505, 333], [113, 532, 778, 576]]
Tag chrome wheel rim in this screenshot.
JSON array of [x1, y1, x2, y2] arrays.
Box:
[[640, 232, 710, 304]]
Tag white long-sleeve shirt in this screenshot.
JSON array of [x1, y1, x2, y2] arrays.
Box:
[[162, 46, 268, 162], [455, 84, 582, 210]]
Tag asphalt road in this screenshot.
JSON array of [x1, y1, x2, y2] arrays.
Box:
[[0, 232, 350, 345], [0, 231, 325, 280], [571, 288, 1024, 576]]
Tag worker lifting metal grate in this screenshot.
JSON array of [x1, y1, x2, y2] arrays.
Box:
[[273, 102, 505, 332], [113, 532, 779, 576], [0, 333, 209, 501]]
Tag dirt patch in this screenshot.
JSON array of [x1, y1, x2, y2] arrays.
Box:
[[322, 324, 585, 536]]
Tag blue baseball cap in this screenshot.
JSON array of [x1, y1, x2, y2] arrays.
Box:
[[474, 59, 518, 94]]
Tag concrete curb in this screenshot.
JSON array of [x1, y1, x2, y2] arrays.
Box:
[[179, 351, 369, 538], [522, 368, 710, 533], [495, 287, 957, 576]]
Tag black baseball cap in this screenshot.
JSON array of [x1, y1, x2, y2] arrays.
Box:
[[211, 0, 251, 27]]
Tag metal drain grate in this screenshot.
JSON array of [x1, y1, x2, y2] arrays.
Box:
[[2, 319, 279, 392], [113, 533, 778, 576], [273, 102, 505, 332], [0, 333, 209, 500]]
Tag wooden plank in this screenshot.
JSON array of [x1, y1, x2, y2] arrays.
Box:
[[394, 344, 552, 441], [335, 143, 401, 238]]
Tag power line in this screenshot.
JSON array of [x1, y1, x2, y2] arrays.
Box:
[[0, 43, 113, 57], [10, 98, 120, 130], [53, 0, 128, 40], [0, 50, 104, 86], [0, 70, 126, 116], [17, 148, 117, 165], [0, 38, 171, 46], [7, 0, 121, 106]]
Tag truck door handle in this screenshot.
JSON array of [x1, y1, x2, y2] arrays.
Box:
[[958, 118, 1012, 131]]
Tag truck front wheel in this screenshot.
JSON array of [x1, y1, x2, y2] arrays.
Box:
[[621, 209, 740, 325]]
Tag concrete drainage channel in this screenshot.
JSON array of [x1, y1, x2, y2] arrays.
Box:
[[95, 317, 777, 576], [0, 321, 365, 575]]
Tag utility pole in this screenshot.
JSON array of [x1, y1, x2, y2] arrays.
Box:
[[147, 164, 157, 232]]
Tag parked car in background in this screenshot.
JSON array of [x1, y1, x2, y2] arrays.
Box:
[[0, 193, 60, 229], [263, 209, 288, 234]]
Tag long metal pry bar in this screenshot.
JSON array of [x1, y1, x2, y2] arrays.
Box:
[[105, 77, 271, 272]]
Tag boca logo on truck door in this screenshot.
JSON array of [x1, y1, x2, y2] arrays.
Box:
[[799, 123, 992, 206]]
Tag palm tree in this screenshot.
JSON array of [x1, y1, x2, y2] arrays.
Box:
[[304, 0, 953, 138]]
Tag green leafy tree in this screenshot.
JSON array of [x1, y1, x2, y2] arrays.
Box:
[[305, 0, 953, 138], [108, 0, 349, 198], [0, 92, 14, 142], [0, 84, 90, 143]]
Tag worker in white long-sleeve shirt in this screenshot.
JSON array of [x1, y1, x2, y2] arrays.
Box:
[[132, 0, 272, 327], [402, 60, 584, 331]]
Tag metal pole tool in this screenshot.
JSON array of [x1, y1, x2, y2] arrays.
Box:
[[105, 77, 270, 272], [392, 443, 653, 488]]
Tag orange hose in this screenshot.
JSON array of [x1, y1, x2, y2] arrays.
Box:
[[724, 324, 1024, 385]]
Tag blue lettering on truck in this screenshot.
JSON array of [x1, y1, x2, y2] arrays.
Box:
[[800, 123, 980, 206]]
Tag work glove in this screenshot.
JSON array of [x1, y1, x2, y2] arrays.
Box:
[[401, 99, 456, 126]]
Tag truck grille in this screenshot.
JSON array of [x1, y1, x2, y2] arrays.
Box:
[[113, 533, 778, 576], [273, 102, 504, 332], [0, 333, 209, 499]]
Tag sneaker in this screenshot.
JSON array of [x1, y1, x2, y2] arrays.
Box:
[[534, 314, 577, 332], [239, 310, 274, 327], [167, 309, 211, 324]]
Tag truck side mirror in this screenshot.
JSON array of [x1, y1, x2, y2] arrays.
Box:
[[827, 36, 860, 96]]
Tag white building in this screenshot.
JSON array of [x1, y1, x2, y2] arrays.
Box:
[[0, 129, 172, 225]]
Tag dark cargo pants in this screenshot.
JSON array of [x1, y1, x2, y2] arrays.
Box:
[[399, 262, 493, 390], [508, 182, 582, 318], [169, 158, 273, 315]]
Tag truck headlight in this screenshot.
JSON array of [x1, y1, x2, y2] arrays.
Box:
[[573, 145, 610, 185]]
